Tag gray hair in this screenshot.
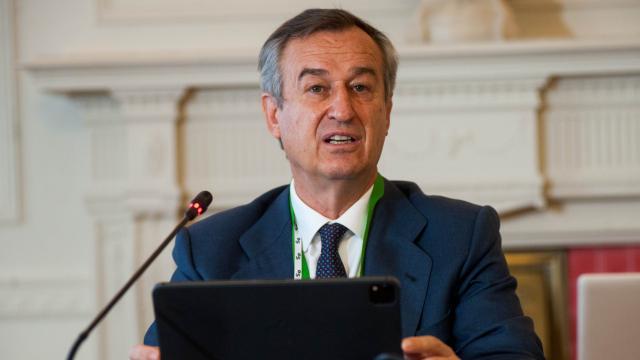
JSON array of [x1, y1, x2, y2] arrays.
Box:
[[258, 8, 398, 107]]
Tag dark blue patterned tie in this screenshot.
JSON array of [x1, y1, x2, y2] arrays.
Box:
[[316, 223, 349, 278]]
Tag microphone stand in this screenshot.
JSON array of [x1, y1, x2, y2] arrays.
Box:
[[66, 191, 212, 360]]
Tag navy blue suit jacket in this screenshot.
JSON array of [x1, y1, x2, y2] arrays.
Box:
[[144, 179, 544, 359]]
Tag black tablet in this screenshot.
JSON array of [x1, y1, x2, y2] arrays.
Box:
[[153, 277, 402, 360]]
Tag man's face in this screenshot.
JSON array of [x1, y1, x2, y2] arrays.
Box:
[[263, 27, 391, 185]]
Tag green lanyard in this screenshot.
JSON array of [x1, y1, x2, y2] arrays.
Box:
[[290, 175, 385, 280]]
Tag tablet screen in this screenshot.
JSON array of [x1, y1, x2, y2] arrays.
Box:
[[153, 277, 402, 360]]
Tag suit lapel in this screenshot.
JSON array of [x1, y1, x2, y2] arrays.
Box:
[[364, 180, 432, 337], [231, 188, 293, 280], [229, 181, 432, 336]]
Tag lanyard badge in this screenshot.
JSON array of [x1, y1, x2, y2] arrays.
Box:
[[290, 175, 385, 280]]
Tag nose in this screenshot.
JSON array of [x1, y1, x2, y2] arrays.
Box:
[[328, 85, 355, 122]]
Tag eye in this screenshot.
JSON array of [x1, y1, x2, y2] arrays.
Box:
[[309, 85, 325, 94], [353, 84, 368, 92]]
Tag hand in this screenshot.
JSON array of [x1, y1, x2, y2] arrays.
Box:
[[129, 344, 160, 360], [401, 336, 459, 360]]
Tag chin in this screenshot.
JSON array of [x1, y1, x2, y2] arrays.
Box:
[[321, 164, 372, 181]]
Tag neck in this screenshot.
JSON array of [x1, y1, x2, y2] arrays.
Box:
[[293, 171, 377, 220]]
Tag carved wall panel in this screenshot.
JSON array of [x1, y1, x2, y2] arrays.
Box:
[[181, 80, 548, 212], [382, 78, 546, 211], [78, 89, 185, 359], [92, 215, 137, 360], [182, 87, 291, 209], [77, 94, 126, 189], [545, 75, 640, 198]]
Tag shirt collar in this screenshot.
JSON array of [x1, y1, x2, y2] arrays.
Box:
[[290, 179, 374, 252]]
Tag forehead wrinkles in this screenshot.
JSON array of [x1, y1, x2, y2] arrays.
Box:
[[280, 30, 383, 84], [303, 32, 377, 56], [297, 47, 378, 64]]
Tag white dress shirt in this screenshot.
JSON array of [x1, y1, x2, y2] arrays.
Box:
[[290, 180, 374, 278]]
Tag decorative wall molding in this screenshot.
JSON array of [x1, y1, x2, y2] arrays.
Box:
[[505, 228, 640, 250], [77, 89, 185, 216], [386, 76, 547, 212], [545, 75, 640, 199], [183, 88, 290, 208], [13, 4, 640, 359], [501, 219, 640, 250], [114, 88, 185, 123], [546, 75, 640, 107], [0, 274, 91, 318], [24, 51, 259, 92], [17, 32, 640, 360], [71, 87, 186, 359], [398, 39, 640, 81], [92, 214, 138, 360], [96, 0, 414, 23], [502, 199, 640, 249], [25, 39, 640, 90], [0, 0, 20, 223], [186, 87, 262, 118], [393, 78, 544, 111], [184, 79, 547, 212], [25, 35, 640, 217], [87, 192, 180, 360], [113, 88, 184, 211]]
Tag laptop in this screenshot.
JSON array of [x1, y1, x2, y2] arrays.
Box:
[[153, 277, 402, 360], [578, 273, 640, 360]]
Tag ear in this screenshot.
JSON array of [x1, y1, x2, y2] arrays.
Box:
[[262, 93, 282, 140]]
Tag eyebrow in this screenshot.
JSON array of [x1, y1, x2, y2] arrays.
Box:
[[297, 67, 377, 81], [298, 68, 328, 81]]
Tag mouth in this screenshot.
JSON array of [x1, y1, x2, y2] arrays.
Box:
[[323, 134, 358, 145]]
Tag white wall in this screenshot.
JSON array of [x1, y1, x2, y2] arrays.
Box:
[[17, 0, 417, 62], [3, 2, 420, 358], [2, 0, 640, 359], [1, 2, 94, 359], [0, 0, 19, 222]]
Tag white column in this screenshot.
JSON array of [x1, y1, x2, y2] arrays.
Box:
[[80, 88, 185, 360]]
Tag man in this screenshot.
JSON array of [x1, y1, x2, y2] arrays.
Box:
[[131, 8, 544, 360]]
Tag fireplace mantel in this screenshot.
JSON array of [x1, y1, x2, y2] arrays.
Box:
[[24, 38, 640, 250], [25, 38, 640, 91], [19, 34, 640, 360]]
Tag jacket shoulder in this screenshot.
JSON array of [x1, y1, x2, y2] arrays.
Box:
[[187, 185, 288, 238], [389, 180, 491, 221]]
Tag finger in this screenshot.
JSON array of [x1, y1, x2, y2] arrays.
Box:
[[129, 344, 160, 360], [402, 336, 455, 357], [403, 353, 420, 360], [403, 353, 424, 360]]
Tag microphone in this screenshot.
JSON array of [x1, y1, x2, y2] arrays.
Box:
[[66, 191, 213, 360], [185, 190, 213, 220]]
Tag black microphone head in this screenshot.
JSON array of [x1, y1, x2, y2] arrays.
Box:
[[185, 191, 213, 220]]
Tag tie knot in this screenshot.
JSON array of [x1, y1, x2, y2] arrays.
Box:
[[318, 222, 349, 246]]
